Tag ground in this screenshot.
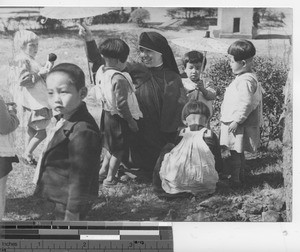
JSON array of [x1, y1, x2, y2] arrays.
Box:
[[0, 22, 290, 222]]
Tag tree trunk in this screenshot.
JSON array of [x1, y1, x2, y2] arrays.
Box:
[[282, 65, 292, 221]]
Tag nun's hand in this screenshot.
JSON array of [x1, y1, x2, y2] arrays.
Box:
[[77, 22, 93, 41]]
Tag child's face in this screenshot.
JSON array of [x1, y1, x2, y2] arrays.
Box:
[[23, 40, 38, 58], [46, 72, 85, 116], [116, 59, 127, 71], [229, 55, 246, 75], [184, 62, 202, 81], [139, 47, 163, 68]]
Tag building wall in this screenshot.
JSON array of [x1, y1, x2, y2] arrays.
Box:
[[218, 8, 253, 38]]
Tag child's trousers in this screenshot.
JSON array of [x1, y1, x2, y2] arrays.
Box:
[[229, 150, 245, 184]]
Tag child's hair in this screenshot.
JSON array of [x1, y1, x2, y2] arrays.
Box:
[[99, 38, 129, 63], [181, 100, 211, 122], [182, 50, 207, 69], [13, 30, 38, 52], [227, 39, 256, 61], [48, 63, 85, 91]]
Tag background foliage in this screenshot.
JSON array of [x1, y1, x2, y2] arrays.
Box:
[[129, 8, 150, 27]]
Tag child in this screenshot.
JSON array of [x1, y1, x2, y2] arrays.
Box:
[[0, 95, 19, 220], [182, 50, 217, 117], [95, 38, 143, 187], [9, 30, 52, 165], [153, 100, 222, 196], [35, 63, 102, 221], [220, 40, 263, 187]]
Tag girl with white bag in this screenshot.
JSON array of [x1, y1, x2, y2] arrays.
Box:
[[153, 100, 223, 196]]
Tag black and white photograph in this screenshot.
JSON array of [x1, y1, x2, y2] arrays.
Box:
[[0, 1, 298, 251]]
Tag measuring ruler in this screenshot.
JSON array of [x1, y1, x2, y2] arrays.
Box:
[[0, 221, 173, 251]]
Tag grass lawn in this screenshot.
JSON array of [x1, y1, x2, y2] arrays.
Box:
[[0, 23, 289, 222]]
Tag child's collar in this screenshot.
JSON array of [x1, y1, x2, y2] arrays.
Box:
[[103, 66, 123, 72], [59, 102, 85, 121], [236, 69, 253, 77]]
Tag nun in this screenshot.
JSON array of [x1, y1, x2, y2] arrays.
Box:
[[128, 31, 186, 172], [81, 26, 186, 174]]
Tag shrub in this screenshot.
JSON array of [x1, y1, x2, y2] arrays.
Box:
[[129, 8, 150, 27], [92, 11, 130, 25], [205, 56, 289, 146], [37, 16, 63, 31]]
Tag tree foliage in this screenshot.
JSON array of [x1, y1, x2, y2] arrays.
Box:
[[129, 8, 150, 27], [166, 8, 217, 19], [37, 16, 63, 31], [254, 8, 286, 27], [91, 10, 130, 25]]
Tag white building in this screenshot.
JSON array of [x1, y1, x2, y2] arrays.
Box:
[[212, 8, 254, 39]]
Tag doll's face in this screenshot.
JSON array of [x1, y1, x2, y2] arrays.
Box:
[[23, 40, 38, 58], [139, 46, 163, 68], [46, 71, 86, 117]]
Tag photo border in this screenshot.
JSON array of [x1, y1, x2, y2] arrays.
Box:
[[0, 0, 298, 251]]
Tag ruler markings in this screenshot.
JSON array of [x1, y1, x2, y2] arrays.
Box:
[[119, 230, 159, 236], [0, 221, 173, 251]]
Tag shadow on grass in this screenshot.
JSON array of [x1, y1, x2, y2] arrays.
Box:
[[88, 200, 170, 221], [244, 172, 284, 190], [245, 155, 281, 174], [243, 149, 283, 190], [5, 195, 45, 219], [88, 177, 198, 221]]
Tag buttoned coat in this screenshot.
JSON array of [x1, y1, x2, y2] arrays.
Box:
[[37, 103, 102, 214]]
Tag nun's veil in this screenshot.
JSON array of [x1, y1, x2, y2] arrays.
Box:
[[139, 32, 180, 75]]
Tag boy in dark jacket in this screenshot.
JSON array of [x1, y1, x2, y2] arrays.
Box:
[[35, 63, 101, 221]]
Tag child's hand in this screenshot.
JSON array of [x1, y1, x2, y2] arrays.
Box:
[[221, 148, 231, 159], [39, 54, 56, 76], [228, 121, 239, 133], [6, 102, 17, 114], [38, 66, 49, 76], [128, 119, 139, 132], [195, 79, 209, 98], [77, 22, 93, 41], [195, 79, 205, 91], [39, 61, 54, 76], [44, 60, 55, 72]]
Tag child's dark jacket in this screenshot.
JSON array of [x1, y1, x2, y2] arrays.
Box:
[[38, 103, 101, 214]]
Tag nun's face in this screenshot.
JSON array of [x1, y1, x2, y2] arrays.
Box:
[[139, 47, 163, 68]]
